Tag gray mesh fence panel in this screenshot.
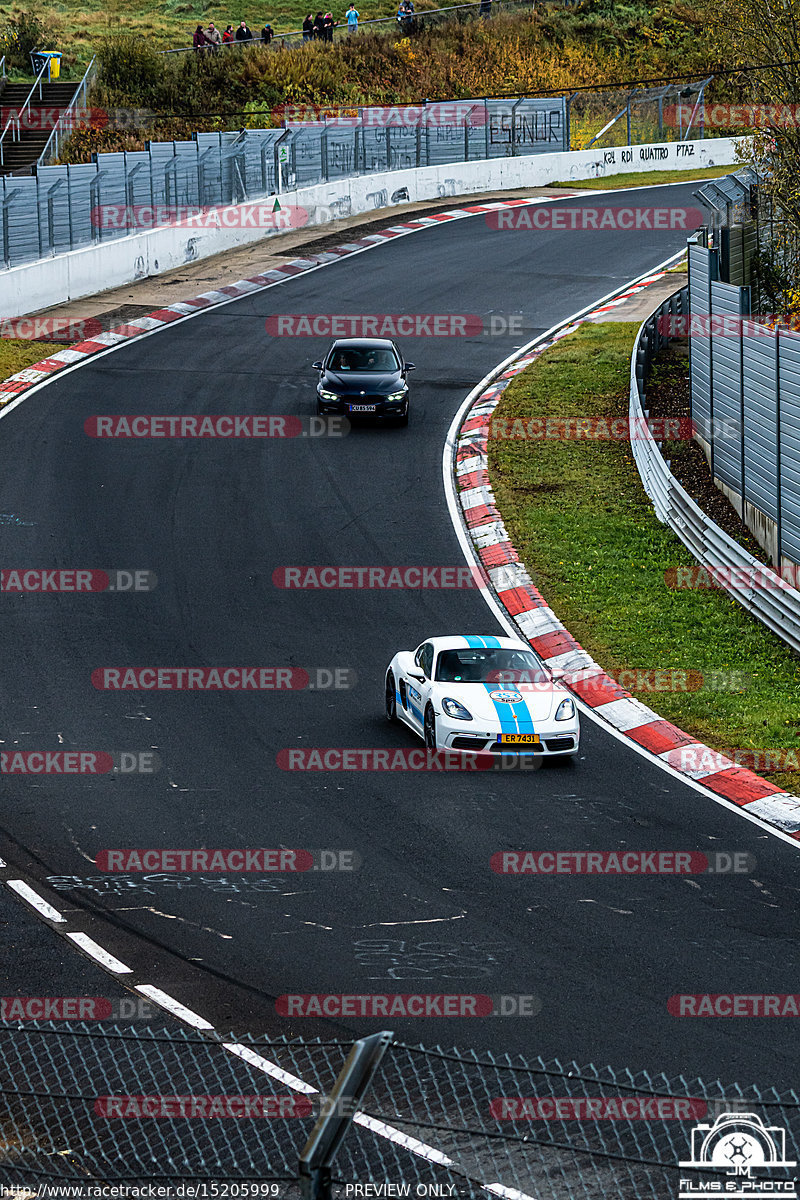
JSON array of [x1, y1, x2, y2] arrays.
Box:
[[709, 280, 747, 492], [35, 164, 72, 255], [688, 242, 718, 443], [66, 162, 101, 250], [322, 125, 359, 179], [242, 129, 283, 196], [742, 325, 779, 522], [172, 140, 202, 207], [778, 331, 800, 561], [288, 124, 325, 186], [92, 151, 128, 240], [1, 176, 41, 266]]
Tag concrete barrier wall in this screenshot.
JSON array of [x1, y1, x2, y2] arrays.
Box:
[[3, 137, 743, 320]]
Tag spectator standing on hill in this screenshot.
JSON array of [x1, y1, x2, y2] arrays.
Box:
[[193, 24, 208, 50], [222, 23, 235, 40], [261, 20, 274, 42], [206, 20, 222, 47], [235, 19, 253, 41], [346, 3, 359, 32], [323, 11, 335, 40], [303, 12, 314, 38], [313, 11, 325, 36]]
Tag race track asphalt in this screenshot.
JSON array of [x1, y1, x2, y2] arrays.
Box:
[[1, 181, 798, 1088]]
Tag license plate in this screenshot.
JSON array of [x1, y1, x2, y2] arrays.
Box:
[[497, 734, 540, 745], [349, 404, 376, 413]]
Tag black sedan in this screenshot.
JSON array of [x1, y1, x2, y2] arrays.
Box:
[[313, 338, 414, 425]]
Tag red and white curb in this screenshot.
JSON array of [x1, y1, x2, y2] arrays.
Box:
[[0, 195, 583, 408], [453, 280, 800, 842]]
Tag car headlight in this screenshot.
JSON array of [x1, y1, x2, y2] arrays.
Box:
[[318, 389, 340, 401], [555, 697, 575, 721], [442, 697, 473, 721], [386, 390, 407, 401]]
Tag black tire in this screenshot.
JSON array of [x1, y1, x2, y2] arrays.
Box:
[[385, 672, 398, 722], [424, 704, 437, 749], [316, 399, 325, 416], [397, 404, 409, 427]]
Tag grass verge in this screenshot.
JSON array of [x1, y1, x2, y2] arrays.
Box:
[[488, 321, 800, 794], [554, 166, 733, 190], [0, 341, 65, 384]]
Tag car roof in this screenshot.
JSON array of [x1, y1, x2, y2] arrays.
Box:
[[421, 635, 534, 653], [329, 338, 397, 350]]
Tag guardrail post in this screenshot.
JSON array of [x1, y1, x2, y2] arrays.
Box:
[[2, 188, 20, 267], [298, 1031, 393, 1200]]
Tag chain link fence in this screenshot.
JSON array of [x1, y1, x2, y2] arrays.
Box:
[[0, 95, 567, 271], [2, 1021, 798, 1197]]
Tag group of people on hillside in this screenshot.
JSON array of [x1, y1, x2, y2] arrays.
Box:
[[302, 4, 361, 40], [193, 18, 275, 49], [193, 3, 363, 50]]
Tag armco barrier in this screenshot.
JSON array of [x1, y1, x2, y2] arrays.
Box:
[[2, 136, 742, 321], [631, 286, 800, 654]]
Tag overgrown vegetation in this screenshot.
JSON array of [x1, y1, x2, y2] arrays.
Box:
[[47, 0, 731, 157], [489, 322, 800, 794], [0, 5, 59, 71]]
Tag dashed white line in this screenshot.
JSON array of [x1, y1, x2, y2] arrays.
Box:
[[135, 984, 214, 1028], [5, 879, 67, 923], [66, 931, 133, 973]]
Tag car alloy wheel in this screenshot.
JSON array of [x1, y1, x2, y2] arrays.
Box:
[[385, 672, 397, 722]]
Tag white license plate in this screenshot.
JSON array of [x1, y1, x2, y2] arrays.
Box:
[[349, 404, 376, 413]]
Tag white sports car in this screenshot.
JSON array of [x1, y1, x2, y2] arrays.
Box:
[[385, 634, 580, 760]]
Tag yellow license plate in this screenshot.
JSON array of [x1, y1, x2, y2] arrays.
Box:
[[498, 734, 540, 745]]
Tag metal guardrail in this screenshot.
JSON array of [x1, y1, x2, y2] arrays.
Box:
[[0, 55, 6, 79], [631, 286, 800, 655], [37, 54, 97, 167], [161, 0, 541, 53]]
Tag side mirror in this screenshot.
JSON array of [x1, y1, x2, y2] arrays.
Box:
[[405, 363, 416, 371], [409, 672, 426, 683], [550, 668, 566, 682], [312, 360, 323, 370]]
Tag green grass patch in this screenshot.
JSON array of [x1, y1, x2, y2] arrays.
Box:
[[554, 165, 734, 190], [488, 322, 800, 792], [0, 340, 65, 382]]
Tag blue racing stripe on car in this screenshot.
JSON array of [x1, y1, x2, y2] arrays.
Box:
[[482, 684, 517, 734]]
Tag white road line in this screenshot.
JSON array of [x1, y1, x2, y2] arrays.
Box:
[[5, 878, 67, 922], [221, 1042, 319, 1094], [441, 251, 800, 852], [136, 984, 214, 1028], [66, 931, 133, 973]]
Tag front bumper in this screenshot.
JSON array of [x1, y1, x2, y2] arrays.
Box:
[[317, 393, 407, 418], [440, 722, 580, 757]]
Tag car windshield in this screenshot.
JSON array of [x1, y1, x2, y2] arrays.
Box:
[[435, 648, 549, 684], [329, 347, 398, 372]]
